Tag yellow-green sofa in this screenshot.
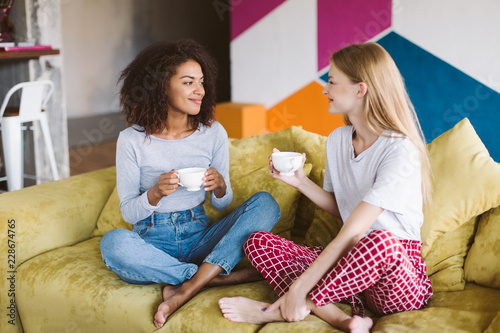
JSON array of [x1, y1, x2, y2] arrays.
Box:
[[1, 118, 500, 333]]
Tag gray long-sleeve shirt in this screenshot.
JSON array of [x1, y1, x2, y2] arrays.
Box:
[[116, 121, 233, 224]]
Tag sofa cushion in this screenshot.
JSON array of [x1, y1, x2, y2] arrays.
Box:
[[227, 127, 295, 167], [0, 167, 116, 264], [224, 126, 313, 238], [166, 280, 277, 332], [204, 164, 312, 239], [372, 283, 500, 333], [219, 127, 312, 239], [422, 217, 477, 292], [289, 127, 328, 241], [485, 311, 500, 333], [16, 236, 353, 333], [464, 206, 500, 289], [16, 237, 268, 333], [16, 237, 162, 333], [303, 205, 343, 248], [92, 185, 131, 237], [421, 118, 500, 291]]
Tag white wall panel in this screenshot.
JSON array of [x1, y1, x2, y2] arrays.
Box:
[[231, 0, 318, 108], [393, 0, 500, 93]]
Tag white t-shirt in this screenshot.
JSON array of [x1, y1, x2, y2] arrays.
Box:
[[323, 126, 423, 241]]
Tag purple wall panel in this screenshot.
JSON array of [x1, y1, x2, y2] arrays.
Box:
[[230, 0, 286, 40], [317, 0, 392, 70]]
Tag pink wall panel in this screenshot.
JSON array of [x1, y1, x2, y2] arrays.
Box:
[[230, 0, 286, 40], [317, 0, 392, 70]]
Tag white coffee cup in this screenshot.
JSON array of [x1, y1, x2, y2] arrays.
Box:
[[175, 167, 206, 191], [271, 152, 303, 176]]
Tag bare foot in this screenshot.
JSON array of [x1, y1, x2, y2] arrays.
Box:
[[207, 267, 264, 287], [348, 315, 373, 333], [162, 284, 180, 300], [219, 296, 283, 324], [153, 287, 190, 329]]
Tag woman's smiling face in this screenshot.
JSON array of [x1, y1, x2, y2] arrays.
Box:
[[167, 59, 205, 116], [322, 63, 361, 116]]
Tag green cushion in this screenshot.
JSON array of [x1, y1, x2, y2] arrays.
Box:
[[485, 311, 500, 333], [421, 118, 500, 291], [372, 284, 500, 332], [14, 237, 280, 333], [17, 235, 500, 333], [304, 205, 343, 248], [92, 185, 131, 237], [465, 206, 500, 289], [289, 127, 328, 241], [0, 167, 115, 264], [423, 217, 477, 291], [204, 164, 312, 239], [16, 237, 162, 333]]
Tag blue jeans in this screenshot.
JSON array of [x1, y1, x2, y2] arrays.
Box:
[[100, 192, 280, 285]]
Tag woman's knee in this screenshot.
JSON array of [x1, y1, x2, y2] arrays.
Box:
[[100, 228, 133, 260], [243, 231, 274, 258], [250, 191, 281, 223]]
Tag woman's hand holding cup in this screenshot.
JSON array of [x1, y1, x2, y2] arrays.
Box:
[[148, 170, 180, 205], [269, 148, 306, 189], [158, 169, 181, 195], [203, 167, 227, 198]]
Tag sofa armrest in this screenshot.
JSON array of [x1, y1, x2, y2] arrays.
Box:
[[0, 167, 116, 265], [0, 167, 116, 332]]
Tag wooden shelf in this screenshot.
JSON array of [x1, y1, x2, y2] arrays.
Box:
[[0, 49, 60, 61]]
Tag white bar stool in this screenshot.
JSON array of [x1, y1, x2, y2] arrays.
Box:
[[0, 80, 60, 191]]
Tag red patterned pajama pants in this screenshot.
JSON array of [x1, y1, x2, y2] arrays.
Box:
[[244, 229, 433, 316]]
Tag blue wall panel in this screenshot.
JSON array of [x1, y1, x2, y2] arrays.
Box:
[[319, 32, 500, 162], [378, 32, 500, 162]]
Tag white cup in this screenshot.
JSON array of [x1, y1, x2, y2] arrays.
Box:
[[271, 152, 303, 176], [175, 167, 206, 191]]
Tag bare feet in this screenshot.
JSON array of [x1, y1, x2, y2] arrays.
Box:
[[153, 264, 265, 328], [219, 296, 284, 324], [207, 267, 264, 287], [348, 315, 373, 333], [154, 286, 191, 329], [153, 263, 228, 328], [219, 296, 373, 332], [161, 284, 181, 300]]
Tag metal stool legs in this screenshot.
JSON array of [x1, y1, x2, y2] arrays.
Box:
[[1, 116, 23, 191], [39, 112, 60, 182]]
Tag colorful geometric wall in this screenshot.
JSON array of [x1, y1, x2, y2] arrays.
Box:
[[230, 0, 500, 162]]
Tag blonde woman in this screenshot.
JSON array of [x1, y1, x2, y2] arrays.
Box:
[[218, 43, 433, 333]]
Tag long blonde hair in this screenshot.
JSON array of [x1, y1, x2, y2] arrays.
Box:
[[331, 43, 432, 205]]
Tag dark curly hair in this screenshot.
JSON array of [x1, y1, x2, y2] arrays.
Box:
[[118, 39, 217, 136]]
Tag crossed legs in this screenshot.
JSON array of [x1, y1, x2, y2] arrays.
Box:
[[218, 230, 431, 332]]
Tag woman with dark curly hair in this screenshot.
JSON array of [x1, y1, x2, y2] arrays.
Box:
[[99, 39, 280, 329]]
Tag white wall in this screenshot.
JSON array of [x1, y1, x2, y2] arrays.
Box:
[[61, 0, 137, 119]]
